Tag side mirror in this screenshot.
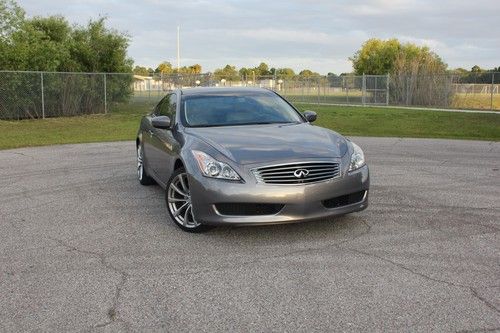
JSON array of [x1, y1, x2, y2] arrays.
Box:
[[152, 116, 171, 129], [303, 110, 317, 123]]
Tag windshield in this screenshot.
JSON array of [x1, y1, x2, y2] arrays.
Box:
[[181, 92, 304, 127]]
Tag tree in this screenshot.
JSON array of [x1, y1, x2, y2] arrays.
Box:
[[15, 16, 73, 71], [0, 2, 134, 118], [213, 64, 239, 81], [133, 65, 150, 76], [67, 18, 133, 73], [352, 39, 449, 107], [254, 62, 270, 76], [0, 0, 24, 41], [188, 64, 202, 74], [471, 65, 482, 73], [350, 38, 447, 76], [174, 64, 202, 74], [298, 69, 319, 77], [275, 68, 296, 79], [350, 38, 401, 75], [155, 61, 173, 74], [239, 67, 254, 80], [0, 8, 133, 73]]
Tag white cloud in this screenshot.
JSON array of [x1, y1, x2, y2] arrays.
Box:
[[16, 0, 500, 74]]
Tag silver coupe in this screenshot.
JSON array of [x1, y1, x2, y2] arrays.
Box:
[[136, 87, 369, 232]]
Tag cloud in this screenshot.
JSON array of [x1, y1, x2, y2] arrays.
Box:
[[16, 0, 500, 73]]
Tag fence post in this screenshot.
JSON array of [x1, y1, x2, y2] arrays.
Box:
[[40, 72, 45, 119], [386, 74, 390, 106], [317, 79, 320, 104], [362, 73, 366, 106], [346, 76, 349, 104], [302, 80, 305, 102], [103, 73, 107, 114], [491, 72, 495, 111], [406, 75, 410, 106]]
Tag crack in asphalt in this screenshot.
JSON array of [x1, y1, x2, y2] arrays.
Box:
[[2, 151, 34, 159], [14, 218, 500, 330], [335, 246, 500, 317], [142, 219, 373, 279], [470, 288, 500, 315], [48, 237, 130, 329]]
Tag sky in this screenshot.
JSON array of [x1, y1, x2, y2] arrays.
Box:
[[18, 0, 500, 74]]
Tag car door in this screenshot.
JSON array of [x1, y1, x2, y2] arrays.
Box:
[[142, 102, 161, 178], [148, 93, 179, 185]]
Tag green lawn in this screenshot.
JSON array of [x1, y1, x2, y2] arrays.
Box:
[[0, 103, 499, 150], [299, 104, 500, 141]]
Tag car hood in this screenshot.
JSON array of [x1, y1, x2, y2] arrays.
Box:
[[184, 123, 349, 165]]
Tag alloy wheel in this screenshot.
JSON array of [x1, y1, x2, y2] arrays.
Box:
[[137, 145, 144, 180], [167, 173, 200, 228]]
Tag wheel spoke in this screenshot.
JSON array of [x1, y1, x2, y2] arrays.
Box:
[[184, 205, 191, 226], [171, 183, 188, 197], [179, 174, 188, 192], [168, 196, 188, 202], [173, 202, 189, 216]]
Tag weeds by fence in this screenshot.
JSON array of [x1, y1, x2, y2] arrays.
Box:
[[0, 71, 499, 119]]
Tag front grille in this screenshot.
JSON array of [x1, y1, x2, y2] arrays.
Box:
[[215, 203, 284, 216], [253, 161, 340, 185], [322, 191, 366, 209]]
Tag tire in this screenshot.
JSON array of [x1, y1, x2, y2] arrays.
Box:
[[137, 142, 155, 185], [165, 167, 214, 233]]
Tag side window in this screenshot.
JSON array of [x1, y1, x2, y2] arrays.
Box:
[[156, 95, 170, 117], [168, 94, 177, 119], [156, 94, 176, 119]]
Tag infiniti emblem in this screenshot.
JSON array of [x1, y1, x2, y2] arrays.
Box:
[[294, 169, 310, 178]]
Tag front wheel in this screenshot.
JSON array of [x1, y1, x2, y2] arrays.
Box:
[[166, 168, 213, 233]]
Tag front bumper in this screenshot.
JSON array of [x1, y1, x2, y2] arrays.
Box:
[[189, 164, 369, 226]]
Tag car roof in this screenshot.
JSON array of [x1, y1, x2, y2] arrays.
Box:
[[179, 87, 274, 96]]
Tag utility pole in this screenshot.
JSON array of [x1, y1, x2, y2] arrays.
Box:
[[177, 26, 180, 70]]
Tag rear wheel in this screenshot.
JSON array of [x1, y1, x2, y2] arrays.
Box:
[[137, 143, 155, 185], [166, 168, 213, 233]]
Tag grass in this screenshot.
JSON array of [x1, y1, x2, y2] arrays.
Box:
[[282, 91, 500, 111], [0, 103, 150, 150], [0, 102, 499, 150], [452, 93, 500, 110], [297, 104, 500, 141]]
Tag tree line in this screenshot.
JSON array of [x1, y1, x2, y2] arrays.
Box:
[[0, 0, 132, 72], [133, 61, 322, 81]]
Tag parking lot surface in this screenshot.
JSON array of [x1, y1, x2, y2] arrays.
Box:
[[1, 137, 499, 332]]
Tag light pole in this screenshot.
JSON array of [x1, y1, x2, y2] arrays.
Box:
[[177, 26, 180, 70]]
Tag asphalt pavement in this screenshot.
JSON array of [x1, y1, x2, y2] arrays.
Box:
[[0, 137, 499, 332]]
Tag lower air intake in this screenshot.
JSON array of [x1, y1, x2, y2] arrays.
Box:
[[322, 191, 366, 209], [215, 203, 284, 216]]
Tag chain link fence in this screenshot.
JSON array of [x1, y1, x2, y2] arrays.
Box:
[[1, 71, 499, 119]]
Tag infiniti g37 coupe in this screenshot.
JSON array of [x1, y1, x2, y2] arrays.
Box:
[[136, 87, 369, 232]]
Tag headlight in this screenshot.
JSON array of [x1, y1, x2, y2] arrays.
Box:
[[192, 150, 241, 180], [348, 142, 365, 172]]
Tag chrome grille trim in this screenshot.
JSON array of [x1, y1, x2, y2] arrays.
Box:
[[252, 161, 341, 185]]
